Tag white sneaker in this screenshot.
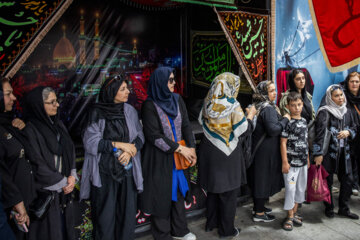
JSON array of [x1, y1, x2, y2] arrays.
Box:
[[332, 186, 339, 193], [352, 189, 359, 196], [172, 232, 196, 240]]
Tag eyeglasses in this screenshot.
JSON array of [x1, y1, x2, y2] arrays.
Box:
[[44, 99, 60, 106], [168, 77, 175, 84]]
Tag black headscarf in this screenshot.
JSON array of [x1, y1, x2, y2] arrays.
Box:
[[342, 76, 360, 109], [24, 86, 73, 177], [0, 87, 30, 153], [288, 69, 313, 122], [147, 67, 179, 119], [88, 75, 126, 125], [0, 89, 13, 124]]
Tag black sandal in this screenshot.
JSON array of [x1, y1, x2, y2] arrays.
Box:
[[282, 218, 293, 231]]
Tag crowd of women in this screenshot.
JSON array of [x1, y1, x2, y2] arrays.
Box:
[[0, 67, 359, 240]]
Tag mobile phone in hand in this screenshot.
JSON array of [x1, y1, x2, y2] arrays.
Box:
[[10, 211, 28, 232]]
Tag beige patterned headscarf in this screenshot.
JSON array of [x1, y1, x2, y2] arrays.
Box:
[[198, 72, 248, 156]]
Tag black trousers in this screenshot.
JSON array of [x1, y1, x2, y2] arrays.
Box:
[[253, 198, 267, 213], [91, 173, 137, 240], [150, 191, 189, 240], [324, 154, 352, 212], [206, 189, 238, 237]]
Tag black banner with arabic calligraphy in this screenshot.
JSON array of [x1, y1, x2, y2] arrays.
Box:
[[0, 0, 71, 76], [191, 31, 239, 87], [218, 11, 269, 87]]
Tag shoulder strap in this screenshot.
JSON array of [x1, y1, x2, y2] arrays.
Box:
[[250, 133, 266, 162], [354, 104, 360, 115]]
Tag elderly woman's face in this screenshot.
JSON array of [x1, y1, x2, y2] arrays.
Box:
[[167, 73, 175, 93], [44, 92, 59, 116], [114, 81, 130, 103], [2, 82, 16, 112], [331, 89, 345, 106], [267, 83, 277, 102], [294, 72, 306, 90], [348, 76, 360, 96]]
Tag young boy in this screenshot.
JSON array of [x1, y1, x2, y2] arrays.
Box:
[[280, 91, 310, 231]]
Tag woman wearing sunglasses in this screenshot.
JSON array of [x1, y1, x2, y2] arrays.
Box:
[[141, 67, 197, 240], [81, 74, 144, 240], [23, 86, 77, 240], [313, 84, 358, 219]]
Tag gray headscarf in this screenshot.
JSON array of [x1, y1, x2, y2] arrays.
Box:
[[253, 80, 280, 114], [317, 84, 347, 120]]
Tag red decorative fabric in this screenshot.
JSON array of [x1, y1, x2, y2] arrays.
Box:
[[310, 0, 360, 70]]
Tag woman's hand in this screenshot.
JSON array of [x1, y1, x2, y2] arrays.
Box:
[[118, 151, 131, 166], [314, 156, 323, 166], [189, 148, 197, 167], [115, 142, 137, 157], [12, 118, 25, 130], [246, 105, 257, 120], [13, 201, 30, 226], [176, 145, 196, 165], [63, 176, 76, 195], [337, 130, 350, 139]]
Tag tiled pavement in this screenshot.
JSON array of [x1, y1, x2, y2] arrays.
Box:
[[137, 180, 360, 240]]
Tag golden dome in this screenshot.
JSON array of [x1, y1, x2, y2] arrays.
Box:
[[53, 26, 76, 69]]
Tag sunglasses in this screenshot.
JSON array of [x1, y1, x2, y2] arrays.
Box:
[[330, 85, 343, 92], [104, 74, 123, 89], [168, 77, 176, 84]]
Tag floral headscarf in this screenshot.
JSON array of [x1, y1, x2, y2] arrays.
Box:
[[199, 72, 248, 156]]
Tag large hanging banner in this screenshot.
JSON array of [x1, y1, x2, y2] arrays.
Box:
[[0, 0, 73, 77], [308, 0, 360, 72], [216, 9, 269, 91]]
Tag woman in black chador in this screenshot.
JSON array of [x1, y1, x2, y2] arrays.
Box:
[[141, 67, 197, 240], [23, 86, 77, 240], [0, 77, 35, 239], [250, 80, 289, 222], [81, 75, 144, 240], [313, 84, 358, 219], [340, 72, 360, 194]]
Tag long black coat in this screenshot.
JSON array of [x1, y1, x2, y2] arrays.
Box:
[[249, 106, 288, 199], [0, 125, 36, 210], [313, 110, 356, 176], [198, 120, 253, 193], [24, 122, 76, 240], [140, 97, 195, 218]]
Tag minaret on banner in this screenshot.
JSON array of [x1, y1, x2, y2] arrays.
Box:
[[94, 12, 100, 61], [132, 39, 138, 67], [79, 9, 86, 65]]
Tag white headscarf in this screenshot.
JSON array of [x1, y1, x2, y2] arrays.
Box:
[[317, 84, 347, 119]]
